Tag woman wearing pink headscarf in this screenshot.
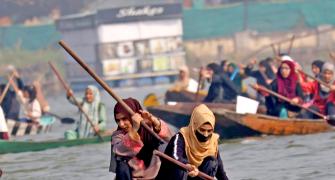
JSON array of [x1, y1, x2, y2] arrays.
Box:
[[260, 60, 304, 118]]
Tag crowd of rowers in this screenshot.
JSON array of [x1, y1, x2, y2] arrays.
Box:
[[1, 53, 334, 179], [169, 54, 335, 120], [0, 68, 107, 141], [0, 68, 230, 179]]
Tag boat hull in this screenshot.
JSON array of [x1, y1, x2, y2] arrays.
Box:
[[0, 136, 110, 154], [147, 102, 260, 139]]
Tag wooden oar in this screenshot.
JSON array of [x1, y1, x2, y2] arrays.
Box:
[[195, 67, 203, 102], [287, 35, 295, 55], [250, 84, 335, 126], [0, 74, 15, 104], [58, 40, 165, 143], [48, 62, 104, 141], [154, 150, 214, 180], [44, 112, 75, 124], [270, 44, 278, 56], [298, 70, 331, 89]]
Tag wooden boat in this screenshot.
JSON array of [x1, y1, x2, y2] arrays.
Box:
[[164, 90, 206, 103], [214, 108, 335, 135], [0, 131, 113, 154], [147, 102, 261, 139], [6, 116, 55, 137], [148, 102, 334, 138]]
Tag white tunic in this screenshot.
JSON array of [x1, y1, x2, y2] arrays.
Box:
[[0, 107, 8, 132]]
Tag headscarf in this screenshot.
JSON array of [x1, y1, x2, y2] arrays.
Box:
[[312, 60, 324, 74], [320, 62, 335, 93], [180, 104, 219, 167], [77, 85, 101, 137], [206, 63, 221, 75], [170, 66, 190, 91], [280, 55, 294, 62], [277, 60, 298, 98], [114, 98, 143, 126]]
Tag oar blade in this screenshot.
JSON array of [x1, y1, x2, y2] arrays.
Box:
[[327, 119, 335, 126], [61, 117, 76, 124]]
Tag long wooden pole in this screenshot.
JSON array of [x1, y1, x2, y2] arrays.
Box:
[[0, 74, 15, 104], [154, 150, 215, 180], [195, 67, 203, 102], [48, 62, 104, 141], [250, 84, 325, 118], [287, 35, 295, 55], [298, 70, 331, 89], [58, 41, 165, 143]]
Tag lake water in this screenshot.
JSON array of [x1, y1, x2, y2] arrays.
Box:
[[1, 84, 334, 180]]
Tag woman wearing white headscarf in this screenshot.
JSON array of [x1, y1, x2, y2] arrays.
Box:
[[157, 104, 229, 180], [300, 62, 335, 119], [65, 85, 107, 139]]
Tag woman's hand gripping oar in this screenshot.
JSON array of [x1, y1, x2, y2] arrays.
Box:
[[58, 40, 216, 179], [48, 62, 104, 141]]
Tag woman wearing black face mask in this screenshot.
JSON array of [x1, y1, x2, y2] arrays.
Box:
[[156, 104, 229, 180]]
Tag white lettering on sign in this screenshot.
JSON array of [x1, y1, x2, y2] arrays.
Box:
[[116, 6, 164, 18]]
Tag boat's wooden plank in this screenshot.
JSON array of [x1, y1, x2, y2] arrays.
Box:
[[16, 122, 28, 136], [7, 119, 16, 135], [240, 114, 333, 135]]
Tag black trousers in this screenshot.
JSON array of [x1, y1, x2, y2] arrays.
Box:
[[115, 160, 132, 180]]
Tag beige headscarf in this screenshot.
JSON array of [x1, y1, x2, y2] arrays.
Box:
[[169, 66, 190, 92], [180, 104, 220, 167]]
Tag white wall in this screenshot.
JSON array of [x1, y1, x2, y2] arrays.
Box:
[[97, 19, 183, 43]]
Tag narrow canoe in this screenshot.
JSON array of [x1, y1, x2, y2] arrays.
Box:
[[0, 132, 112, 154], [215, 108, 335, 135], [7, 116, 56, 137], [165, 90, 206, 103], [147, 102, 261, 139]]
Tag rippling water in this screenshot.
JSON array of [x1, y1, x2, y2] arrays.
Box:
[[1, 85, 335, 180]]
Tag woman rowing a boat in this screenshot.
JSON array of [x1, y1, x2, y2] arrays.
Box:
[[203, 63, 240, 103], [110, 98, 172, 180], [156, 104, 229, 180], [10, 79, 42, 124], [65, 85, 106, 139], [257, 60, 304, 118], [299, 62, 335, 120], [0, 68, 24, 121]]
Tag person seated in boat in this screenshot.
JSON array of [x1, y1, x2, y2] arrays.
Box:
[[109, 98, 173, 180], [299, 62, 335, 120], [168, 65, 199, 93], [227, 62, 245, 91], [299, 60, 325, 102], [65, 85, 106, 139], [0, 106, 9, 140], [257, 60, 304, 118], [156, 104, 229, 180], [0, 68, 24, 120], [203, 63, 240, 103], [10, 78, 42, 124], [311, 60, 324, 78], [243, 58, 275, 103]]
